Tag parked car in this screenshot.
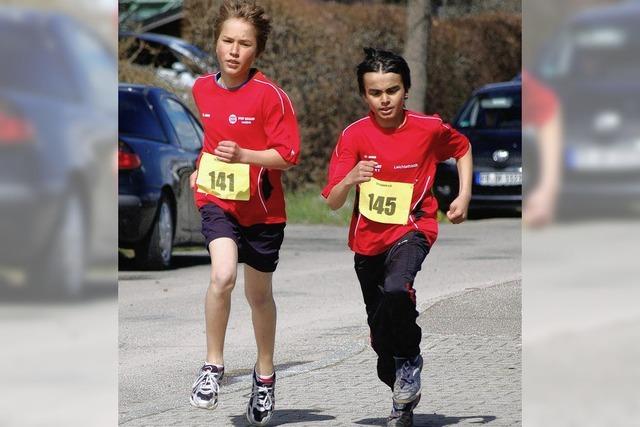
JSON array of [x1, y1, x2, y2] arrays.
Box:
[[434, 79, 522, 215], [118, 84, 204, 269], [0, 7, 117, 297], [534, 1, 640, 217], [119, 31, 215, 89]]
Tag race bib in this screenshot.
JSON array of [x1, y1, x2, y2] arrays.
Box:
[[358, 177, 414, 225], [196, 152, 250, 201]]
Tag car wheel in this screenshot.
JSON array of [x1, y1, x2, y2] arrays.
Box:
[[135, 197, 174, 270], [33, 192, 86, 298]]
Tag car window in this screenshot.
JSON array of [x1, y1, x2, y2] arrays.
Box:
[[187, 112, 204, 146], [0, 20, 78, 101], [119, 91, 166, 142], [161, 97, 202, 151], [59, 21, 117, 112], [457, 91, 521, 130]]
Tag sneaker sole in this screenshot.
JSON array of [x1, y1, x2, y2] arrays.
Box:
[[190, 395, 218, 410], [393, 387, 422, 405], [245, 406, 273, 426]]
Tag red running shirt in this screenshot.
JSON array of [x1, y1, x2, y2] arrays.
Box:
[[192, 71, 300, 226], [522, 70, 559, 127], [322, 111, 470, 255]]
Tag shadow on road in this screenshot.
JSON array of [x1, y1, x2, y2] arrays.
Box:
[[355, 413, 497, 426], [230, 409, 336, 426], [119, 251, 210, 271], [0, 279, 116, 305], [468, 209, 521, 220]]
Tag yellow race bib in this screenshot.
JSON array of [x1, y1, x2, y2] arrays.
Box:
[[359, 177, 414, 225], [196, 152, 250, 201]]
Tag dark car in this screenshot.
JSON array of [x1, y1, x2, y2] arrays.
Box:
[[434, 80, 522, 215], [0, 8, 117, 297], [118, 84, 204, 269], [534, 1, 640, 217], [119, 31, 215, 89]]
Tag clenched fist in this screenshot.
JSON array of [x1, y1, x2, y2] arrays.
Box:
[[214, 140, 246, 163], [346, 160, 378, 186], [446, 195, 470, 224]]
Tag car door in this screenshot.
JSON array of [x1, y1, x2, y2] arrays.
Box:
[[158, 95, 202, 245]]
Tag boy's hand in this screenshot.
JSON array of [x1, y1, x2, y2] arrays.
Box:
[[214, 140, 246, 163], [346, 160, 378, 186], [447, 195, 470, 224], [189, 171, 197, 189]]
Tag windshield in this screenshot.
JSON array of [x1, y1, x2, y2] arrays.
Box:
[[457, 91, 522, 130], [538, 23, 640, 82]]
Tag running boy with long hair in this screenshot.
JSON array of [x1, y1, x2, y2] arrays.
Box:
[[322, 48, 472, 426], [188, 1, 300, 425]]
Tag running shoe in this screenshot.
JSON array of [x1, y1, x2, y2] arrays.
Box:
[[245, 369, 276, 426], [387, 393, 421, 427], [190, 363, 224, 410], [393, 354, 423, 404]]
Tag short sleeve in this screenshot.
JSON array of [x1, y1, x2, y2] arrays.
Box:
[[433, 120, 470, 162], [522, 71, 558, 127], [321, 132, 359, 198], [262, 87, 301, 165]]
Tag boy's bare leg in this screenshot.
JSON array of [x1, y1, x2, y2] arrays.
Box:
[[243, 264, 276, 375], [205, 238, 238, 365]]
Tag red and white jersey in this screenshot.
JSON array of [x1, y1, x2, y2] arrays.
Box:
[[192, 70, 300, 226], [322, 110, 470, 255]]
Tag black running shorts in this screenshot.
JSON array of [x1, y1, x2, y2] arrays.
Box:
[[200, 203, 285, 273]]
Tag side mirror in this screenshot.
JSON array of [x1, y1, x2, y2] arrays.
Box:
[[171, 62, 187, 74]]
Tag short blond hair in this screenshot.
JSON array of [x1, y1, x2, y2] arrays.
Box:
[[214, 0, 272, 56]]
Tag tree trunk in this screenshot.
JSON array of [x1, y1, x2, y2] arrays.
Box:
[[403, 0, 431, 113]]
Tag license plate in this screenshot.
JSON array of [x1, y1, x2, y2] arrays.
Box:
[[475, 171, 522, 186], [567, 146, 640, 171]]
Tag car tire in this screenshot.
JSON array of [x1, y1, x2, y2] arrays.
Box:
[[32, 191, 87, 299], [135, 197, 174, 270]]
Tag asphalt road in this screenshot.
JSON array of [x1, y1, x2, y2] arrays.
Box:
[[119, 219, 521, 424]]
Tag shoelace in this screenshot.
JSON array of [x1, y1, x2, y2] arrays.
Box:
[[251, 384, 274, 411], [398, 360, 416, 387], [193, 370, 220, 395]]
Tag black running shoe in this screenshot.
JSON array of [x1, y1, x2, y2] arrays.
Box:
[[393, 354, 423, 404], [245, 369, 276, 426], [190, 364, 223, 410], [387, 393, 421, 427]]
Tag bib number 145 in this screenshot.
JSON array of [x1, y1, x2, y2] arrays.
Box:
[[358, 177, 413, 225], [367, 194, 397, 216]]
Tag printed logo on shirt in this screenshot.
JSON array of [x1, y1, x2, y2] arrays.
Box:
[[363, 154, 382, 172], [228, 114, 255, 125], [202, 113, 211, 118], [393, 163, 418, 170]]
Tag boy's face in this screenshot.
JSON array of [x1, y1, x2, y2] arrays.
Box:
[[216, 18, 258, 83], [362, 71, 407, 128]]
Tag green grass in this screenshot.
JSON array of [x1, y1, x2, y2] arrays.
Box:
[[286, 187, 450, 225], [285, 187, 353, 225]]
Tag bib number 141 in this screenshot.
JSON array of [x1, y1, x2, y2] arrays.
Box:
[[196, 152, 250, 200], [208, 171, 235, 192]]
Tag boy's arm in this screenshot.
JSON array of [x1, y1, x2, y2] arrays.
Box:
[[447, 146, 473, 224], [213, 141, 293, 170], [189, 145, 291, 190], [326, 160, 377, 210]]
